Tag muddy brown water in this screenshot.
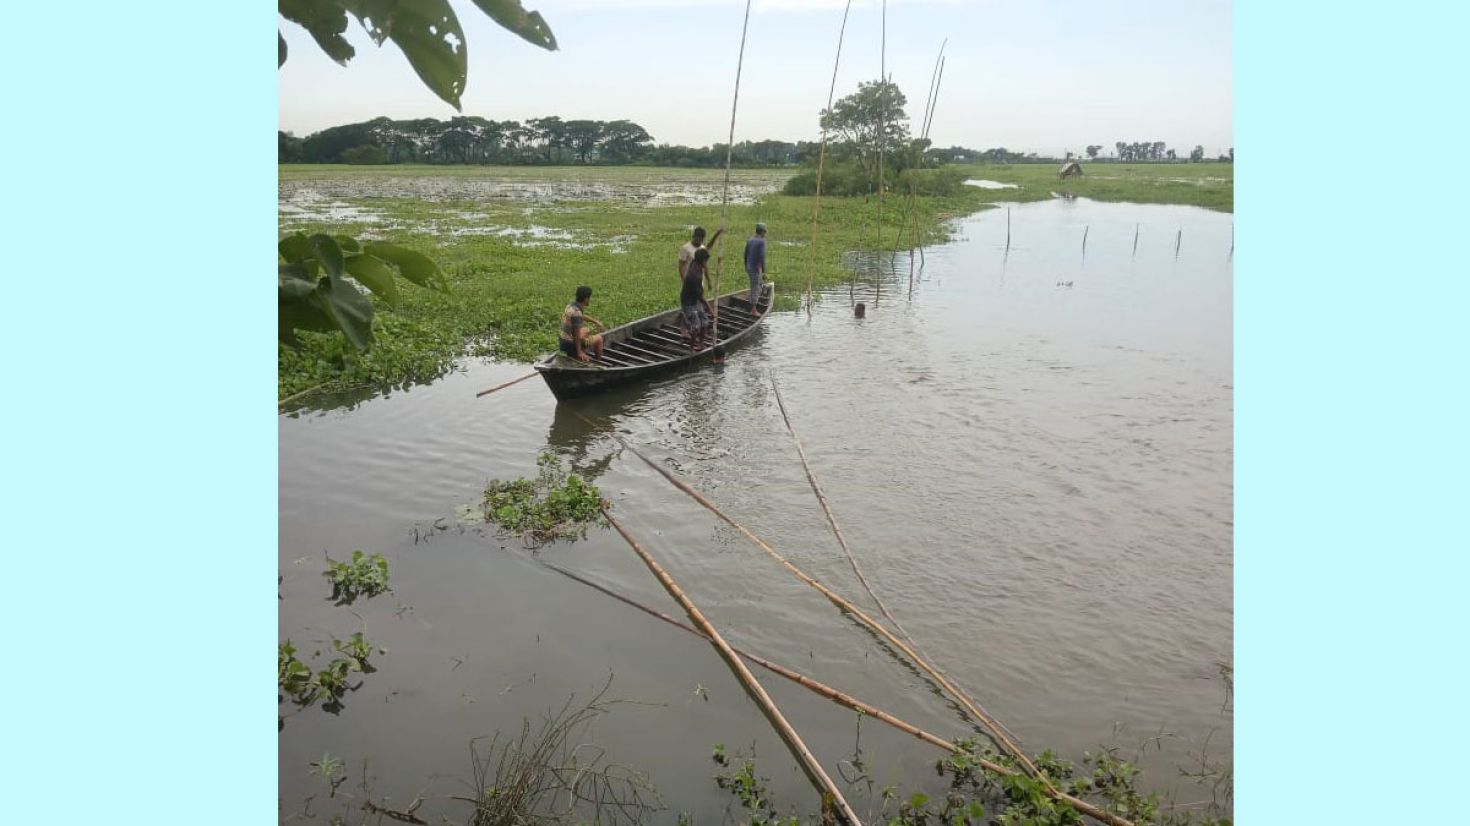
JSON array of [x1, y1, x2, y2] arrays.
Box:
[[279, 196, 1232, 822]]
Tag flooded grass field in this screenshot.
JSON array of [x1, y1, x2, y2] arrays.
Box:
[[280, 168, 1233, 824], [277, 166, 990, 398]]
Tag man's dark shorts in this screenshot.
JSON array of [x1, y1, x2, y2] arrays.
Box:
[[681, 303, 708, 331], [559, 339, 579, 357]]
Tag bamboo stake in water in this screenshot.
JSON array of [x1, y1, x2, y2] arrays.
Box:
[[1132, 222, 1140, 258], [713, 0, 755, 346], [538, 561, 1137, 826], [875, 1, 887, 306], [1082, 225, 1089, 259], [601, 509, 863, 826], [475, 371, 538, 398], [1229, 223, 1234, 261], [1006, 208, 1012, 253], [582, 421, 1049, 787], [806, 0, 856, 318], [1175, 227, 1182, 258]]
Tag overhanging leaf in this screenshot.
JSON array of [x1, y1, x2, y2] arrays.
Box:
[[279, 293, 338, 348], [309, 234, 347, 279], [279, 233, 314, 263], [315, 276, 375, 351], [469, 0, 558, 51], [334, 235, 362, 254], [279, 0, 356, 66], [364, 241, 448, 291], [279, 31, 288, 67], [347, 0, 467, 110], [279, 263, 319, 299], [344, 253, 401, 307]]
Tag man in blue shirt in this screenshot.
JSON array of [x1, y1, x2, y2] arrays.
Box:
[[742, 222, 767, 313]]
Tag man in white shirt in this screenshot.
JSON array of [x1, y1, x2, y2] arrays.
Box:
[[677, 225, 724, 291]]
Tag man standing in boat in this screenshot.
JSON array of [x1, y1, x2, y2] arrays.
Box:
[[743, 222, 767, 312], [559, 285, 605, 363], [677, 225, 724, 289], [681, 248, 715, 350]]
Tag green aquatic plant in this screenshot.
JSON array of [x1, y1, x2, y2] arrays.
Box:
[[482, 452, 605, 546], [278, 633, 379, 723], [323, 549, 390, 603]]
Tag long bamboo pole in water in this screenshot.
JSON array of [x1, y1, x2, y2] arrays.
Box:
[[578, 417, 1048, 787], [806, 0, 855, 318], [601, 508, 862, 826], [713, 0, 754, 346], [475, 371, 537, 398], [541, 561, 1136, 826]]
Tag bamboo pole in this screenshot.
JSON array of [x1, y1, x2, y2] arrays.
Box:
[[601, 509, 862, 826], [475, 371, 538, 398], [806, 0, 856, 318], [1174, 227, 1182, 258], [771, 374, 903, 631], [907, 47, 945, 297], [1006, 208, 1012, 253], [771, 372, 1022, 748], [1082, 225, 1089, 259], [714, 0, 755, 347], [541, 562, 1137, 826], [542, 561, 955, 752], [875, 0, 887, 305], [1132, 223, 1139, 258], [583, 420, 1048, 787], [278, 383, 328, 409]]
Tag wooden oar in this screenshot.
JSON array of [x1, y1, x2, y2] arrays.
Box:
[[475, 371, 538, 398]]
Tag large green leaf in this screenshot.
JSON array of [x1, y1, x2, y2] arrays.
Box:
[[279, 233, 315, 263], [279, 263, 319, 300], [364, 241, 448, 291], [469, 0, 558, 51], [279, 31, 288, 67], [317, 275, 376, 351], [347, 0, 467, 110], [309, 234, 347, 279], [280, 291, 338, 348], [344, 253, 401, 307], [279, 0, 356, 65]]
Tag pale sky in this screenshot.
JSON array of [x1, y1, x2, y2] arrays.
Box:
[[277, 0, 1233, 157]]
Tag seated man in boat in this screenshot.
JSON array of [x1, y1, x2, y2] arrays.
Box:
[[681, 248, 715, 350], [559, 285, 605, 363], [677, 225, 724, 289]]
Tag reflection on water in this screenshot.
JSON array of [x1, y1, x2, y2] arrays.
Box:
[[280, 196, 1232, 822]]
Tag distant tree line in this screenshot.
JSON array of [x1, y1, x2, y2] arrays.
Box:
[[278, 116, 829, 167], [278, 116, 1233, 169]]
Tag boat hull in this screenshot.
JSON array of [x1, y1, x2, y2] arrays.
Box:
[[534, 283, 774, 401]]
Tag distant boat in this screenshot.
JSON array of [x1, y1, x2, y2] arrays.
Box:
[[534, 282, 774, 401]]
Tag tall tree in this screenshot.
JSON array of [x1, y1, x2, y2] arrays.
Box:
[[527, 116, 566, 163], [1190, 144, 1205, 162], [820, 79, 910, 185], [598, 120, 653, 162], [1086, 145, 1100, 160], [564, 120, 603, 163]]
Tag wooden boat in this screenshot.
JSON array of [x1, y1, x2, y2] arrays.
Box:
[[534, 282, 775, 400]]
